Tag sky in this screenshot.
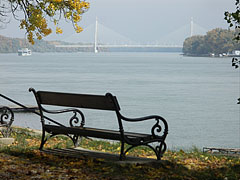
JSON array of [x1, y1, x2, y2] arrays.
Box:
[[0, 0, 236, 45]]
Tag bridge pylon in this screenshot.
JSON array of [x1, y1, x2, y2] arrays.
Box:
[[94, 17, 98, 53], [190, 17, 193, 37]]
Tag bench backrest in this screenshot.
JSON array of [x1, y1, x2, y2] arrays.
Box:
[[32, 90, 120, 111]]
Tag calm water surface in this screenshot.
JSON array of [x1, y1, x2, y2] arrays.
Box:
[[0, 52, 239, 149]]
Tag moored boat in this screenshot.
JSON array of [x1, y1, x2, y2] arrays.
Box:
[[18, 48, 31, 56]]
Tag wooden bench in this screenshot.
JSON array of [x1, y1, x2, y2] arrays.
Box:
[[29, 88, 168, 160]]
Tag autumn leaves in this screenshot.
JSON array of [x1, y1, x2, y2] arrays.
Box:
[[18, 0, 90, 44]]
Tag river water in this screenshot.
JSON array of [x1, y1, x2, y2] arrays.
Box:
[[0, 52, 239, 149]]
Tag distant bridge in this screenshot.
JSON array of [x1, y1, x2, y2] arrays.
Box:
[[55, 17, 206, 53], [55, 44, 183, 48]]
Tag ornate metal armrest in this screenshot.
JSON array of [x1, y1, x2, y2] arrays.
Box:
[[0, 106, 14, 138], [120, 114, 168, 138], [119, 113, 168, 160], [41, 107, 85, 127]]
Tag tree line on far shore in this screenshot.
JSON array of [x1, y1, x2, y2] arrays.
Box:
[[1, 28, 239, 55], [183, 28, 240, 56], [0, 35, 92, 53]]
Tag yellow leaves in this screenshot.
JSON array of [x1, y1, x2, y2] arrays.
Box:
[[52, 0, 62, 3], [18, 0, 89, 44], [182, 158, 201, 170], [27, 32, 34, 45], [145, 155, 156, 159], [43, 28, 52, 36], [83, 2, 90, 9], [67, 0, 89, 10], [25, 138, 41, 147], [75, 24, 83, 33], [73, 13, 81, 22], [1, 127, 240, 180], [36, 34, 42, 40], [53, 19, 57, 26], [20, 7, 52, 44], [49, 3, 56, 11], [65, 11, 72, 19], [20, 20, 26, 29], [56, 27, 63, 34]]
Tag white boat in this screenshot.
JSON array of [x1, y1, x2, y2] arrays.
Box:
[[18, 48, 31, 56], [227, 50, 240, 57]]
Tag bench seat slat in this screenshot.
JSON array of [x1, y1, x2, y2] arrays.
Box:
[[44, 125, 158, 141]]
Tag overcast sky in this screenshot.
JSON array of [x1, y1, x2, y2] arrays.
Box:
[[0, 0, 236, 44]]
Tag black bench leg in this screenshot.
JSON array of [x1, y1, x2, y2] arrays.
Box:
[[156, 141, 167, 160], [72, 135, 80, 147], [119, 141, 126, 160], [39, 129, 46, 150]]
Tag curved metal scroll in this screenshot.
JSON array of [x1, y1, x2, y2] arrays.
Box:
[[151, 119, 162, 137], [40, 107, 85, 128], [152, 116, 168, 139], [69, 110, 85, 127], [0, 106, 14, 138]]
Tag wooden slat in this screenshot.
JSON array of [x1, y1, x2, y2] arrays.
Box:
[[40, 148, 156, 162], [37, 91, 120, 111], [45, 125, 121, 140], [44, 125, 153, 141]]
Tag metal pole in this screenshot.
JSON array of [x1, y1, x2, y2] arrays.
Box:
[[94, 17, 98, 53], [190, 17, 193, 37], [0, 94, 65, 127]]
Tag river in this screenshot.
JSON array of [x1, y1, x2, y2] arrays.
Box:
[[0, 52, 239, 149]]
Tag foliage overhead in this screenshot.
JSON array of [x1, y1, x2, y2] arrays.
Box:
[[225, 0, 240, 104], [224, 0, 240, 40], [0, 0, 90, 44]]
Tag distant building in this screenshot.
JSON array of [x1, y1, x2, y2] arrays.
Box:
[[227, 50, 240, 57], [232, 50, 240, 56]]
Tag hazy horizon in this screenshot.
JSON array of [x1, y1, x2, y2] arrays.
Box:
[[0, 0, 236, 45]]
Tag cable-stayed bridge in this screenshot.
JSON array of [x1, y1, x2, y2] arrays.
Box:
[[55, 18, 207, 53]]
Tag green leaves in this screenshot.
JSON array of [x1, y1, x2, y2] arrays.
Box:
[[225, 0, 240, 40], [183, 28, 238, 55]]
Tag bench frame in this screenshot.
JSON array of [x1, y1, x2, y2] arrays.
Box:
[[0, 106, 14, 138], [29, 88, 168, 160]]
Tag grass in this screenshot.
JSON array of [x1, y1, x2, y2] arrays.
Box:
[[0, 127, 239, 180]]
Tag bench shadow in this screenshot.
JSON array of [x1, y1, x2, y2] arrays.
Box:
[[40, 147, 158, 163], [4, 148, 239, 179]]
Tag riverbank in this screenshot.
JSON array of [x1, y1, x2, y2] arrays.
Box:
[[0, 127, 239, 179], [183, 53, 240, 58]]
